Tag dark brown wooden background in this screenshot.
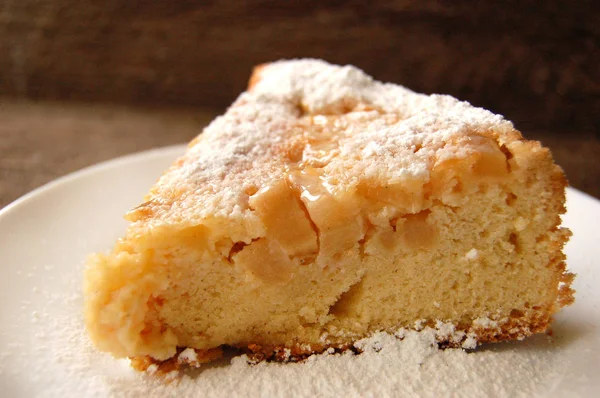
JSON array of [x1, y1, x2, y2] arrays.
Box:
[[0, 0, 599, 206]]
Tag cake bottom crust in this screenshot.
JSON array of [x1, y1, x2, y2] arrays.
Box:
[[130, 309, 560, 374]]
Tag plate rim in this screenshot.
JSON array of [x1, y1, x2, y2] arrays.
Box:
[[0, 144, 187, 221]]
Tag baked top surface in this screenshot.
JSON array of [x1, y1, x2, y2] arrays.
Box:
[[128, 59, 520, 229]]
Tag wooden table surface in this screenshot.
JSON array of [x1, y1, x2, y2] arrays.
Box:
[[1, 100, 598, 210]]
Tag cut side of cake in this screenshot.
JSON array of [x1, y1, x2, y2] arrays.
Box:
[[84, 59, 574, 371]]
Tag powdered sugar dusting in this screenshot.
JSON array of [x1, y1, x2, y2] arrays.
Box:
[[129, 59, 517, 233]]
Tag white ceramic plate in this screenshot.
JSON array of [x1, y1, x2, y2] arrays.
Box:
[[0, 145, 599, 397]]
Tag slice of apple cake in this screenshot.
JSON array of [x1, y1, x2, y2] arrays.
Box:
[[84, 59, 574, 370]]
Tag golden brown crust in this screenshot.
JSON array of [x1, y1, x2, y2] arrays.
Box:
[[247, 63, 268, 90], [130, 307, 561, 373], [130, 347, 223, 373]]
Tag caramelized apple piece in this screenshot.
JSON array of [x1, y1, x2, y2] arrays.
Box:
[[367, 210, 438, 255], [356, 179, 428, 214], [233, 238, 294, 284], [288, 170, 363, 263], [396, 210, 438, 249], [249, 179, 318, 258], [431, 135, 509, 200]]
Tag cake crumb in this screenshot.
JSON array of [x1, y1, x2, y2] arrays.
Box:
[[465, 249, 479, 261], [178, 348, 198, 364], [515, 217, 528, 231], [462, 335, 478, 350]]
